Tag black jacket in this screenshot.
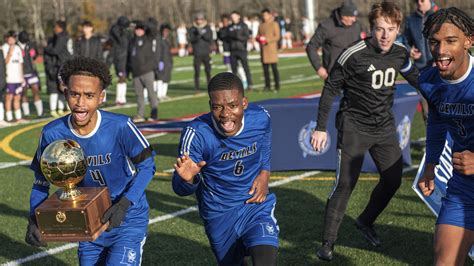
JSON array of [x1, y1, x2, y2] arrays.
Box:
[[0, 50, 6, 91], [44, 31, 72, 66], [43, 37, 58, 81], [306, 8, 362, 73], [189, 23, 213, 56], [110, 23, 131, 69], [217, 26, 230, 52], [74, 35, 103, 61], [19, 41, 38, 75], [227, 22, 250, 52], [127, 35, 157, 77]]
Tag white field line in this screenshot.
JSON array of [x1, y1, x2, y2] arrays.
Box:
[[2, 170, 320, 265], [171, 63, 311, 85], [0, 160, 31, 169]]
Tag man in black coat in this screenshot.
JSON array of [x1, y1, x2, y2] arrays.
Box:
[[127, 21, 159, 122], [156, 23, 173, 100], [74, 20, 103, 61], [189, 12, 213, 92], [110, 16, 131, 105], [44, 20, 72, 117], [228, 11, 253, 90]]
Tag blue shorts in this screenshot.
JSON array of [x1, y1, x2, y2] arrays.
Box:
[[203, 193, 279, 264], [437, 175, 474, 230], [78, 225, 147, 266]]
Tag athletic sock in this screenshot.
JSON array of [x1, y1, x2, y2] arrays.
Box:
[[49, 93, 58, 112], [57, 97, 65, 112], [34, 100, 43, 116], [6, 111, 13, 121], [157, 80, 163, 98], [162, 83, 168, 98], [143, 88, 148, 101], [22, 102, 30, 116], [14, 109, 22, 120], [0, 102, 4, 121], [153, 80, 158, 93]]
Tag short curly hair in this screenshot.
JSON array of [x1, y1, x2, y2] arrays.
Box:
[[208, 72, 244, 96], [59, 56, 112, 90]]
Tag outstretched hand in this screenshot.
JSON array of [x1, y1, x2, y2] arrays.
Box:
[[174, 154, 206, 183], [246, 170, 270, 204]]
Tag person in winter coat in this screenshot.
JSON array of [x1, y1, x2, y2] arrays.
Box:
[[189, 13, 213, 92], [257, 8, 280, 92]]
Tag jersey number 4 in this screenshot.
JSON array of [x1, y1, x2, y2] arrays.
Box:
[[90, 169, 106, 186], [234, 160, 244, 176], [371, 68, 396, 89]]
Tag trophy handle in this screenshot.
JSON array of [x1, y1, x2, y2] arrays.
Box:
[[60, 183, 82, 201]]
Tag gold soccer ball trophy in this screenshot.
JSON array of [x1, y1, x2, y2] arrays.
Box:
[[40, 139, 87, 200]]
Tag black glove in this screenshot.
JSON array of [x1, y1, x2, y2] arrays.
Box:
[[101, 197, 131, 231], [25, 216, 47, 248]]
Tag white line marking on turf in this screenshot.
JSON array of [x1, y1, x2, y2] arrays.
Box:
[[0, 160, 30, 169], [2, 170, 319, 265]]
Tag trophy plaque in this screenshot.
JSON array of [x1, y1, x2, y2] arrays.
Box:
[[34, 139, 111, 242]]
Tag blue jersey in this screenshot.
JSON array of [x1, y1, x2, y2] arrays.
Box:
[[29, 110, 156, 226], [419, 56, 474, 167], [172, 103, 272, 220]]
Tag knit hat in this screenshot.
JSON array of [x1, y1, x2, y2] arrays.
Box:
[[339, 1, 358, 17]]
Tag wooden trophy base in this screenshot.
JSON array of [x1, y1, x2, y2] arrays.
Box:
[[35, 187, 111, 242]]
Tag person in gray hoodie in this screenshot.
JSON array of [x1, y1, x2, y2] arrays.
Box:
[[306, 0, 362, 80]]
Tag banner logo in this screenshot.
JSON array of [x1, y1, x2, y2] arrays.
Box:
[[298, 121, 330, 157]]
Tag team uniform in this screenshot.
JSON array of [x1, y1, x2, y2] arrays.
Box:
[[18, 42, 40, 88], [419, 56, 474, 230], [1, 43, 24, 95], [29, 110, 156, 265], [172, 104, 279, 264], [315, 39, 419, 242]]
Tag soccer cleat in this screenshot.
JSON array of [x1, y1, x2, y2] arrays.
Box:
[[132, 115, 145, 123], [317, 240, 334, 261], [355, 218, 381, 247], [50, 111, 60, 118]]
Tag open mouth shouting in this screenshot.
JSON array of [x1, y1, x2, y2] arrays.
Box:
[[73, 109, 89, 123], [436, 55, 453, 72], [219, 120, 236, 133]]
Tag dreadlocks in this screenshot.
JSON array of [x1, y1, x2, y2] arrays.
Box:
[[423, 7, 474, 38]]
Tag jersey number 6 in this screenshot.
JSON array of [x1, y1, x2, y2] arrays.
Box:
[[234, 160, 244, 176]]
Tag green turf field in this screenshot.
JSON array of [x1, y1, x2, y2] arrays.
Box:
[[0, 52, 439, 265]]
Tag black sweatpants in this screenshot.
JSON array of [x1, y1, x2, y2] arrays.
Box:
[[230, 50, 253, 86], [262, 63, 280, 90], [193, 54, 211, 91], [322, 129, 403, 243]]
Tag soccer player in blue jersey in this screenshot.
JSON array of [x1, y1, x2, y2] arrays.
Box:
[[173, 72, 278, 265], [417, 7, 474, 265], [25, 57, 156, 265]]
